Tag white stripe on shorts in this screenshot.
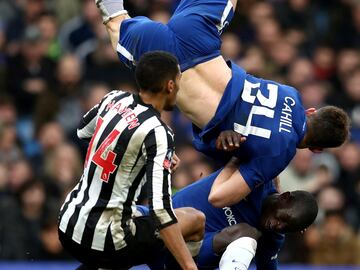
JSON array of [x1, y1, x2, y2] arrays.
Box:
[[217, 0, 233, 32], [117, 43, 134, 62]]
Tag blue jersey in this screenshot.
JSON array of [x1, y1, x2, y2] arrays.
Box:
[[193, 62, 307, 190], [137, 170, 285, 269]]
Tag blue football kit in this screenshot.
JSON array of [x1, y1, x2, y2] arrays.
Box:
[[137, 170, 284, 270], [117, 0, 307, 191], [118, 0, 304, 268]]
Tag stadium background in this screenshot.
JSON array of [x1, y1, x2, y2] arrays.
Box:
[[0, 0, 359, 268]]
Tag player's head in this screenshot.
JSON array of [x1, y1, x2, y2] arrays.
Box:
[[135, 51, 181, 111], [260, 191, 318, 233], [299, 106, 350, 152]]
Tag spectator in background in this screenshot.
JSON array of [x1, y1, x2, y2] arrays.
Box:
[[0, 179, 46, 260], [81, 82, 109, 113], [30, 121, 65, 176], [0, 21, 6, 90], [6, 25, 55, 117], [287, 58, 315, 88], [237, 46, 267, 77], [221, 32, 242, 61], [280, 149, 334, 193], [0, 162, 8, 195], [44, 142, 82, 197], [299, 81, 329, 109], [39, 216, 72, 260], [7, 159, 33, 195], [305, 211, 360, 265], [336, 48, 360, 80], [317, 186, 345, 213], [58, 0, 101, 55], [0, 97, 21, 164], [55, 54, 83, 138], [0, 121, 22, 165], [36, 12, 61, 61], [5, 0, 47, 56], [336, 141, 360, 229], [343, 68, 360, 128]]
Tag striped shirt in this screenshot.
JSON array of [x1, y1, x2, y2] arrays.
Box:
[[58, 90, 177, 252]]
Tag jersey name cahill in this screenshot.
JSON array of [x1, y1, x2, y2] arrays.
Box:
[[192, 63, 307, 189], [279, 96, 296, 133]]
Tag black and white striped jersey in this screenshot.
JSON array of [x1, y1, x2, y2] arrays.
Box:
[[58, 90, 177, 252]]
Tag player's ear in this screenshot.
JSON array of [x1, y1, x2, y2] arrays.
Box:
[[166, 79, 175, 93], [305, 108, 317, 116], [309, 147, 323, 153], [279, 191, 291, 201]]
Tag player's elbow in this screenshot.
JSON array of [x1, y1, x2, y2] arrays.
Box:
[[208, 192, 227, 208]]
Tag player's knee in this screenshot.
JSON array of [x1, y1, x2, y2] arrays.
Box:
[[193, 210, 206, 241], [187, 208, 206, 241]]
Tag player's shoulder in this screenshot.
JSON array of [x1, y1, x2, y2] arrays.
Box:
[[153, 122, 175, 142], [100, 89, 131, 106], [136, 116, 171, 138], [106, 89, 132, 100]]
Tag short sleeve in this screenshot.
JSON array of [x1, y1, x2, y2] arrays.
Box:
[[238, 149, 290, 190]]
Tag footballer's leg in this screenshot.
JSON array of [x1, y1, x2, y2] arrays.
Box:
[[136, 205, 205, 253], [96, 0, 238, 70], [213, 223, 261, 270]]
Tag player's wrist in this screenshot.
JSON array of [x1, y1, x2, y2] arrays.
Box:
[[95, 0, 127, 24]]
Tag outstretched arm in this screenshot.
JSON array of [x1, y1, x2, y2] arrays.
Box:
[[144, 127, 198, 270], [95, 0, 130, 50], [105, 14, 130, 51]]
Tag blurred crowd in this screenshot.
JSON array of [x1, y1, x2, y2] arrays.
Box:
[[0, 0, 359, 265]]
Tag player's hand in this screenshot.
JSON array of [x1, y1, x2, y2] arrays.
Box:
[[216, 130, 246, 151], [171, 153, 180, 172]]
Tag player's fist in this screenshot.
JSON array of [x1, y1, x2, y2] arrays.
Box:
[[95, 0, 127, 24], [171, 153, 181, 172], [216, 130, 246, 152]]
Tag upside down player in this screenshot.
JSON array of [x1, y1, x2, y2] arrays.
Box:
[[96, 0, 350, 208]]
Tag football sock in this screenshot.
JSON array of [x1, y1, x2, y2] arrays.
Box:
[[219, 237, 257, 270]]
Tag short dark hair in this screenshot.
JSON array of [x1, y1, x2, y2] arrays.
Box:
[[289, 191, 318, 232], [135, 51, 179, 93], [307, 106, 350, 148]]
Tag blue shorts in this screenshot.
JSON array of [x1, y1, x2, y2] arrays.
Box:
[[118, 0, 235, 71]]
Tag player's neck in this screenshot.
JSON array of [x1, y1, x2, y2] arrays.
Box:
[[139, 91, 166, 113], [297, 136, 309, 149]]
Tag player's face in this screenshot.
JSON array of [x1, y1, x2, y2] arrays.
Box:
[[261, 211, 292, 233], [164, 71, 181, 111], [260, 193, 293, 233]]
